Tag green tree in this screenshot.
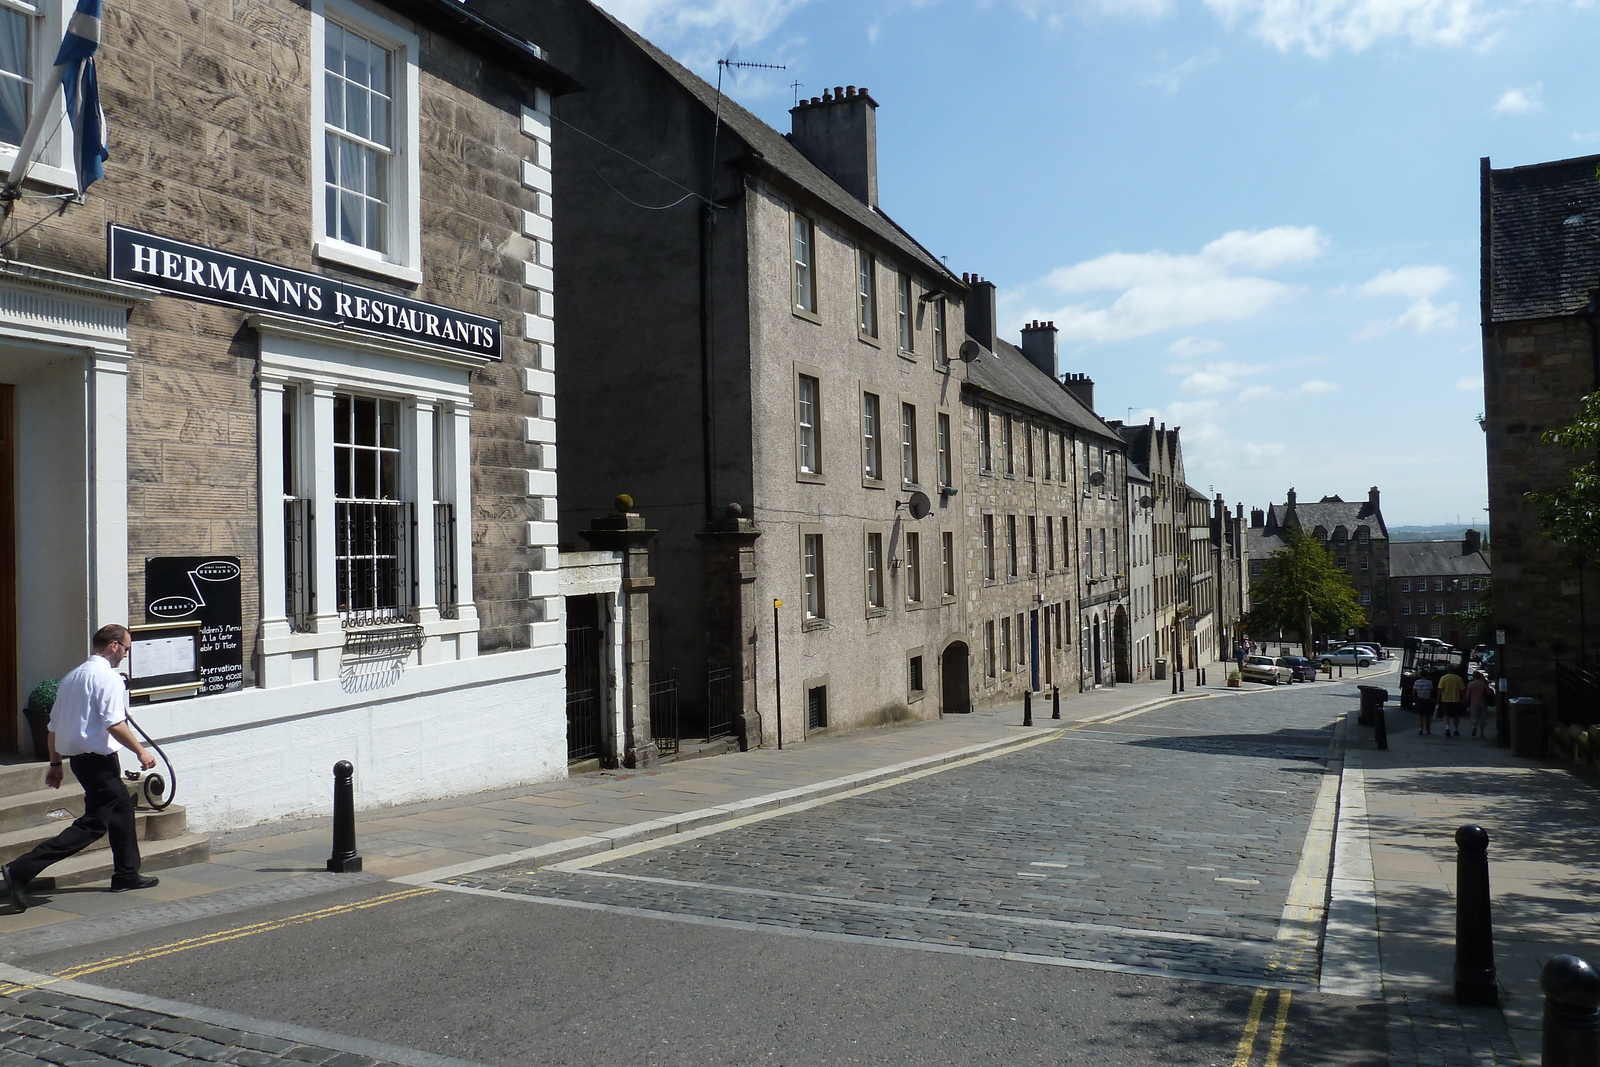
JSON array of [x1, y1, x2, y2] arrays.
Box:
[[1241, 527, 1366, 652], [1528, 392, 1600, 562], [1455, 579, 1493, 647]]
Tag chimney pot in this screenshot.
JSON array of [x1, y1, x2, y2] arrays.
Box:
[[846, 85, 856, 96]]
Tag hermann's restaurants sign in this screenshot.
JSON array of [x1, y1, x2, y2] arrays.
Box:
[[108, 226, 502, 361]]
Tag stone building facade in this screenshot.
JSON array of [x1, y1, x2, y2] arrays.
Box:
[[1388, 533, 1490, 646], [960, 309, 1131, 700], [1246, 488, 1391, 645], [1122, 420, 1187, 677], [0, 0, 575, 829], [476, 0, 972, 742], [1480, 152, 1600, 707]]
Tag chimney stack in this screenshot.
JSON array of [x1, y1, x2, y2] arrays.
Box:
[[1367, 485, 1381, 513], [1251, 508, 1265, 528], [1020, 320, 1058, 379], [789, 85, 879, 207], [964, 276, 997, 353], [1464, 528, 1482, 555], [1061, 373, 1095, 413]]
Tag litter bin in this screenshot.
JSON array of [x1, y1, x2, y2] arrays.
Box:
[[1154, 658, 1167, 681], [1509, 696, 1547, 757], [1357, 685, 1389, 726]]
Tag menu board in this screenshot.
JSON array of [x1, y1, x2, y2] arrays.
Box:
[[127, 623, 201, 695], [144, 556, 244, 695]]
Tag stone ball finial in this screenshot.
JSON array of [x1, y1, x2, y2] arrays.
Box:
[[726, 502, 744, 518], [1543, 955, 1600, 1011], [614, 494, 634, 513]]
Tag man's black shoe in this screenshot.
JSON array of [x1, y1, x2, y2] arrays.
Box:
[[108, 874, 159, 893], [2, 863, 32, 912]]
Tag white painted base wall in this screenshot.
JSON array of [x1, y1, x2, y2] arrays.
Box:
[[125, 647, 566, 832]]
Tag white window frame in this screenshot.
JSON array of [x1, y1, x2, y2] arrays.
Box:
[[896, 271, 913, 353], [865, 528, 885, 612], [311, 0, 423, 284], [256, 319, 480, 686], [802, 528, 827, 622], [0, 0, 74, 190], [861, 389, 882, 483], [792, 213, 817, 315], [904, 530, 922, 605], [857, 249, 877, 339], [900, 401, 918, 486], [796, 371, 822, 478]]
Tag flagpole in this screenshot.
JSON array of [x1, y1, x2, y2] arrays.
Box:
[[4, 64, 66, 194]]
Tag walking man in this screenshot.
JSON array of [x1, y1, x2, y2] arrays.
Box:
[[1437, 667, 1467, 738], [2, 625, 159, 911], [1412, 674, 1435, 735]]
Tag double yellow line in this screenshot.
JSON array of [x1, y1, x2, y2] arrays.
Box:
[[8, 886, 438, 990], [1232, 987, 1292, 1067]]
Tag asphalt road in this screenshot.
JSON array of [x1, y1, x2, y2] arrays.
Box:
[[11, 679, 1390, 1067]]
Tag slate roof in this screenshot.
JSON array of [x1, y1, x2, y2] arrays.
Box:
[[1264, 494, 1387, 540], [1484, 153, 1600, 323], [1390, 541, 1491, 578], [963, 337, 1125, 445], [587, 3, 959, 288], [1246, 526, 1280, 562], [395, 0, 579, 89]]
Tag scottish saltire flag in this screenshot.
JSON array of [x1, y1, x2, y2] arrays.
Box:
[[56, 0, 107, 192]]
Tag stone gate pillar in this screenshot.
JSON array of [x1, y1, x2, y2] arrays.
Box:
[[583, 495, 659, 768], [698, 504, 762, 750]]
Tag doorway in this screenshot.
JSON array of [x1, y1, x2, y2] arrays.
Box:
[[565, 593, 604, 762], [1114, 607, 1131, 684], [940, 640, 970, 714]]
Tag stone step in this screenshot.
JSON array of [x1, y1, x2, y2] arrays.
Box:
[[24, 832, 211, 891], [0, 804, 190, 868], [0, 760, 47, 802]]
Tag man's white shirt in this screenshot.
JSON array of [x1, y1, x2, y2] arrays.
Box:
[[49, 655, 128, 756]]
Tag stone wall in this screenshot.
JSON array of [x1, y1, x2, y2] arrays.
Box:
[[1483, 314, 1595, 703], [0, 0, 548, 666]]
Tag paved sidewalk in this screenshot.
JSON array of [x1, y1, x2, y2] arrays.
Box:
[[1351, 692, 1600, 1066], [0, 676, 1210, 944]]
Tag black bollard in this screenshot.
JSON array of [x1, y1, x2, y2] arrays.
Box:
[[1542, 955, 1600, 1067], [1375, 693, 1389, 751], [1454, 824, 1497, 1005], [1052, 685, 1061, 720], [1023, 690, 1033, 727], [1171, 670, 1177, 695], [326, 760, 363, 874]]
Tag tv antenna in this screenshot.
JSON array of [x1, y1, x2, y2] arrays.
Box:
[[709, 47, 786, 201], [791, 79, 803, 107]]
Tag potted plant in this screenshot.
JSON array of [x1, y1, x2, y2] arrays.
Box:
[[22, 679, 58, 762], [1227, 671, 1242, 689]]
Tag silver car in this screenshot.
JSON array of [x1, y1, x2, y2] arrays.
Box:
[[1320, 646, 1375, 667], [1240, 655, 1293, 685]]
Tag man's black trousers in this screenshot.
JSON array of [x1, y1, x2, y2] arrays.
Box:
[[10, 752, 141, 883]]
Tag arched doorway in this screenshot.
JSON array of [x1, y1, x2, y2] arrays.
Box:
[[1114, 607, 1131, 683], [1091, 614, 1103, 686], [940, 640, 970, 714]]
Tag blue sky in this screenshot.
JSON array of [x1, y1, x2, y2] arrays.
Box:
[[594, 0, 1600, 526]]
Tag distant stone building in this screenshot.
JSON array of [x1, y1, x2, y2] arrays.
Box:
[[1389, 533, 1490, 646], [1480, 152, 1600, 705], [1120, 421, 1188, 676], [1246, 488, 1391, 645], [959, 310, 1130, 699]]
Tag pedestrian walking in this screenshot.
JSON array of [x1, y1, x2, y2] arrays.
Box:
[[1437, 668, 1467, 737], [1412, 674, 1435, 735], [1466, 671, 1493, 738], [2, 624, 160, 912]]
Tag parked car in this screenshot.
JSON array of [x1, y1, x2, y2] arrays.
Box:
[[1351, 643, 1388, 661], [1320, 646, 1376, 668], [1241, 655, 1294, 685], [1275, 656, 1314, 682]]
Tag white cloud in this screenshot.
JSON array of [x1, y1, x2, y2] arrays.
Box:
[[1355, 264, 1461, 338], [594, 0, 812, 43], [1456, 375, 1484, 391], [1493, 84, 1542, 115], [1147, 49, 1219, 94], [1237, 384, 1279, 404], [1168, 336, 1224, 358], [1295, 379, 1339, 395], [1022, 226, 1325, 343], [1181, 370, 1237, 395], [1360, 265, 1452, 300], [1202, 0, 1500, 56]]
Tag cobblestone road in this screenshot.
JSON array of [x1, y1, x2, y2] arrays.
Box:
[[453, 688, 1345, 988], [0, 985, 423, 1067]]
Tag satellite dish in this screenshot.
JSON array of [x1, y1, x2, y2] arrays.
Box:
[[904, 490, 932, 520], [958, 339, 983, 363], [1140, 495, 1153, 508], [1087, 470, 1106, 486]]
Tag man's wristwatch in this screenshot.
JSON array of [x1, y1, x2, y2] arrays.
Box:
[[49, 761, 62, 768]]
